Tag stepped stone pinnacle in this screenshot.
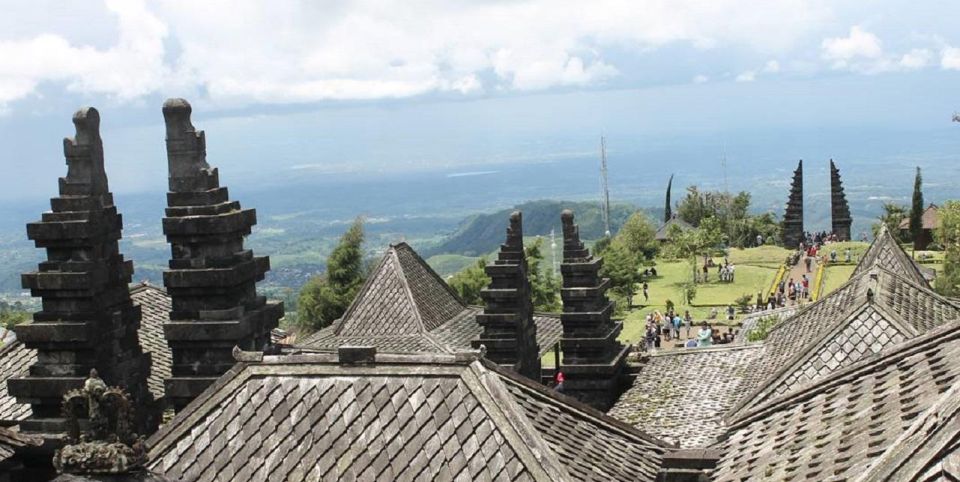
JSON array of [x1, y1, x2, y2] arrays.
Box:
[[782, 160, 804, 248], [160, 98, 282, 410], [472, 211, 541, 381], [9, 107, 156, 456], [558, 209, 628, 410], [830, 159, 852, 241]]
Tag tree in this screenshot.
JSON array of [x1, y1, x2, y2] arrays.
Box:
[[525, 238, 561, 312], [296, 217, 366, 331], [617, 211, 657, 260], [910, 167, 924, 249], [873, 202, 908, 239], [448, 258, 490, 305], [664, 174, 674, 223], [599, 239, 641, 308], [662, 216, 723, 283], [935, 201, 960, 297]]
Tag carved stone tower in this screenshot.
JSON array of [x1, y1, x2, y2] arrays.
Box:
[[9, 107, 155, 451], [830, 159, 852, 241], [782, 160, 804, 248], [161, 98, 282, 410], [558, 210, 628, 410], [473, 212, 541, 381]]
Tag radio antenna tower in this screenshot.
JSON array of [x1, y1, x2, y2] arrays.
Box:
[[550, 228, 559, 274], [599, 136, 611, 237]]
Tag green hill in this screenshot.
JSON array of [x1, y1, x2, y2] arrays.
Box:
[[422, 200, 646, 257]]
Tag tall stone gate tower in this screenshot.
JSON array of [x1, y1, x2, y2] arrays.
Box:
[[473, 211, 541, 381], [160, 98, 282, 410], [830, 159, 852, 241], [558, 210, 628, 410], [782, 160, 804, 249], [9, 107, 156, 451]]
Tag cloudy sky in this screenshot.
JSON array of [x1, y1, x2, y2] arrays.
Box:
[[1, 0, 959, 201]]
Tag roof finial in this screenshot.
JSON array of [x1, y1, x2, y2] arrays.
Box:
[[62, 107, 109, 195]]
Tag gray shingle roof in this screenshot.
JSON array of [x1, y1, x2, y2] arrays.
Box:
[[731, 265, 960, 415], [0, 340, 34, 424], [855, 225, 928, 286], [712, 320, 960, 482], [146, 351, 669, 482], [0, 283, 173, 423], [853, 381, 960, 482], [130, 283, 175, 400], [608, 345, 765, 448], [298, 243, 563, 357]]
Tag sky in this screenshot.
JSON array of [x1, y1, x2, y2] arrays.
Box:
[[1, 0, 959, 204]]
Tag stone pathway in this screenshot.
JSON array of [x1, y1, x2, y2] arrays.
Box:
[[783, 252, 818, 305]]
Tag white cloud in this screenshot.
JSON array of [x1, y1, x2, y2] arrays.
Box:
[[0, 0, 837, 109], [735, 71, 756, 82], [942, 47, 960, 70], [821, 26, 883, 68], [899, 49, 932, 70], [763, 60, 781, 73], [692, 74, 709, 84]]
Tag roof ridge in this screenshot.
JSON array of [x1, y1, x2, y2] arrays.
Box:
[[481, 357, 675, 448], [726, 318, 960, 429], [463, 361, 574, 481], [726, 298, 874, 416], [129, 281, 166, 295], [874, 263, 960, 311], [392, 242, 468, 310], [390, 247, 430, 334], [333, 248, 398, 336], [852, 381, 960, 482], [759, 269, 868, 339], [854, 226, 927, 284]]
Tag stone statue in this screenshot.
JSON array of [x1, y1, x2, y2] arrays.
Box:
[[53, 370, 146, 475]]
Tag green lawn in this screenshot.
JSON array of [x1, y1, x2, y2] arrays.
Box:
[[617, 257, 778, 345], [820, 264, 856, 297], [727, 245, 792, 267]]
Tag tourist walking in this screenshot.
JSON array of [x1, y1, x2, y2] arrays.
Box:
[[642, 282, 649, 302], [684, 310, 693, 338]]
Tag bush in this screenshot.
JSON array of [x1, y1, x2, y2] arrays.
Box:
[[735, 293, 753, 313], [746, 315, 779, 342]]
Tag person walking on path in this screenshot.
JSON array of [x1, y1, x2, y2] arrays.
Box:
[[684, 310, 693, 338], [642, 282, 649, 302]]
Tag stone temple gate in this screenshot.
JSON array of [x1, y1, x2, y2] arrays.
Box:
[[781, 159, 852, 247]]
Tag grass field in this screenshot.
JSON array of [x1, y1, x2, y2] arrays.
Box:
[[617, 256, 779, 345]]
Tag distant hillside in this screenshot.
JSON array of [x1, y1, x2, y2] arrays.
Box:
[[423, 200, 646, 257]]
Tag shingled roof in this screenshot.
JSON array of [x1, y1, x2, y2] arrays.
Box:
[[0, 283, 173, 424], [730, 264, 960, 414], [608, 345, 765, 448], [712, 319, 960, 482], [855, 225, 928, 286], [146, 349, 670, 482], [298, 243, 563, 356]]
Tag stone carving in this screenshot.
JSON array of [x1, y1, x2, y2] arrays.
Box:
[[558, 210, 628, 410], [830, 159, 852, 241], [473, 211, 541, 381], [53, 370, 145, 475], [10, 107, 155, 454], [782, 160, 804, 249], [160, 99, 282, 410]]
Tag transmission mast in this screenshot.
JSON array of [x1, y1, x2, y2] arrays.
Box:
[[599, 136, 611, 237], [550, 228, 559, 274]]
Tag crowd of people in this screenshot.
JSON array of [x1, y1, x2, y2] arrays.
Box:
[[640, 309, 737, 352], [699, 256, 736, 283]]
